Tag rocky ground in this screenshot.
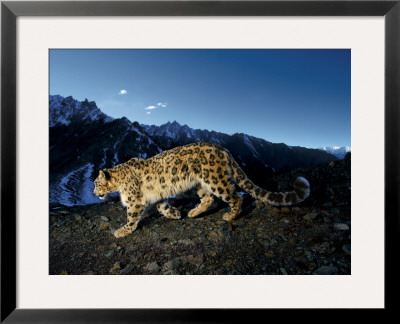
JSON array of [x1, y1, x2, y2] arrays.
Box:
[[49, 154, 351, 275]]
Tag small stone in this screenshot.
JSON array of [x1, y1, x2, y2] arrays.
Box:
[[101, 216, 109, 222], [167, 268, 180, 275], [196, 254, 204, 266], [58, 210, 69, 215], [303, 213, 318, 221], [104, 249, 114, 257], [163, 270, 181, 275], [109, 262, 121, 275], [60, 270, 68, 275], [305, 251, 313, 260], [333, 223, 349, 231], [145, 262, 160, 272], [162, 258, 181, 271], [281, 207, 290, 214], [83, 271, 95, 275], [329, 161, 335, 167], [74, 215, 82, 221], [280, 268, 288, 275], [264, 252, 273, 258], [177, 239, 192, 245], [313, 266, 339, 275], [342, 244, 351, 255], [120, 264, 135, 275], [100, 224, 109, 231]]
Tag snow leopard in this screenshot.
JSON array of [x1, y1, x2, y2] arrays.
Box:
[[93, 142, 310, 238]]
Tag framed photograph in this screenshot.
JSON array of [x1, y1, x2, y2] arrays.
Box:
[[1, 0, 399, 322]]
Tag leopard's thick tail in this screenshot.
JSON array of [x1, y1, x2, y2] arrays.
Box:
[[228, 155, 310, 206]]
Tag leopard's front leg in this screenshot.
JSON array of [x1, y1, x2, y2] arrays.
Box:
[[114, 202, 144, 238]]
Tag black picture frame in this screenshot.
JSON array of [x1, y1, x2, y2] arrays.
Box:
[[1, 0, 399, 322]]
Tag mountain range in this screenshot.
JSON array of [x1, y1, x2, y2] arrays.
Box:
[[49, 95, 344, 206]]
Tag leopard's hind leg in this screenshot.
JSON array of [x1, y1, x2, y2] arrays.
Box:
[[211, 181, 242, 221], [188, 186, 214, 218], [157, 200, 181, 219]]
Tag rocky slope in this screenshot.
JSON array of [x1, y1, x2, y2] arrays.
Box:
[[49, 153, 351, 275]]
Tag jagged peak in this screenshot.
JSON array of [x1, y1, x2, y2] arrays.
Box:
[[49, 94, 114, 127]]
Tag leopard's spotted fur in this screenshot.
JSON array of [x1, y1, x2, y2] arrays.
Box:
[[93, 142, 310, 238]]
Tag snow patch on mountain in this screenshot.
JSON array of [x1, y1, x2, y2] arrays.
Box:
[[49, 95, 113, 127], [99, 148, 109, 169], [142, 121, 216, 144], [242, 134, 260, 158], [318, 146, 351, 159], [50, 163, 101, 206]]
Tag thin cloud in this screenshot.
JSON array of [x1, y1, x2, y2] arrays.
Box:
[[118, 89, 127, 95], [144, 102, 167, 113], [146, 111, 151, 115]]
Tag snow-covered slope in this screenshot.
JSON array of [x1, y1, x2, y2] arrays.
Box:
[[318, 146, 351, 159], [49, 163, 99, 206]]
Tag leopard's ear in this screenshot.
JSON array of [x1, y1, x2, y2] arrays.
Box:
[[99, 169, 111, 181], [101, 169, 111, 181]]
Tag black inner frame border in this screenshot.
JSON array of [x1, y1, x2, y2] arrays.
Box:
[[1, 1, 399, 322]]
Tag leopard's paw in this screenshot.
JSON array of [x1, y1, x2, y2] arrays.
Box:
[[168, 209, 181, 220], [113, 227, 131, 238], [222, 212, 236, 222], [188, 208, 200, 218]]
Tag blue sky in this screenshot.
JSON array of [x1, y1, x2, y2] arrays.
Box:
[[49, 49, 350, 148]]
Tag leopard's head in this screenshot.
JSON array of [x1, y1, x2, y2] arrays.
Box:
[[93, 169, 117, 199]]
